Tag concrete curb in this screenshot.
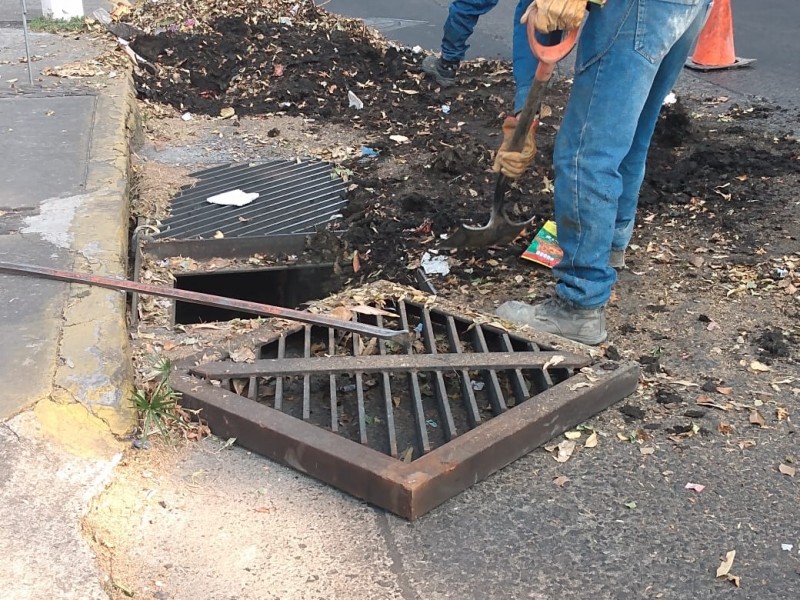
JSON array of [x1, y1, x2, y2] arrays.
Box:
[[43, 74, 140, 444]]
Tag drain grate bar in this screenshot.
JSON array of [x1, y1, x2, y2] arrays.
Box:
[[274, 333, 286, 410], [302, 325, 312, 421], [328, 328, 338, 433], [175, 295, 640, 518], [420, 307, 457, 441], [471, 325, 507, 415], [502, 333, 530, 406], [352, 313, 368, 445], [399, 301, 431, 455], [376, 314, 399, 458], [445, 315, 481, 428], [193, 351, 589, 378]]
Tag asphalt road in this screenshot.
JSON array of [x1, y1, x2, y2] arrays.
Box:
[[325, 0, 800, 109]]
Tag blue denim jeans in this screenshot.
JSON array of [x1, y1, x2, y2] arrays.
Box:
[[552, 0, 711, 309], [441, 0, 540, 113]]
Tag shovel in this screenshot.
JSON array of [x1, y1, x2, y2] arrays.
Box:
[[443, 16, 579, 248]]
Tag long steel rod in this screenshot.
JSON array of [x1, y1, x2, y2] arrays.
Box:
[[0, 262, 409, 343]]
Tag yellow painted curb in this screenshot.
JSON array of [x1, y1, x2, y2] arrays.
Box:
[[48, 74, 141, 441], [34, 399, 123, 459]]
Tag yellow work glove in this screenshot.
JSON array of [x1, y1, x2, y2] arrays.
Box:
[[492, 116, 537, 180], [521, 0, 587, 34]]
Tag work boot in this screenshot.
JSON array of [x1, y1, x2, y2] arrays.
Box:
[[609, 248, 626, 269], [422, 55, 459, 87], [496, 296, 607, 345]]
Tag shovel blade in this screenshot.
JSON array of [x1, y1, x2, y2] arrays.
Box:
[[441, 215, 532, 248]]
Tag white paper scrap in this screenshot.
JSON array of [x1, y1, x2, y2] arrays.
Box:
[[421, 251, 450, 276], [207, 189, 259, 207], [348, 90, 364, 110]]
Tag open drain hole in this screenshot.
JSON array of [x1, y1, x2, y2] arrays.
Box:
[[173, 263, 344, 324]]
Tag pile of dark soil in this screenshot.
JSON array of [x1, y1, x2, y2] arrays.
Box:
[[121, 0, 799, 288]]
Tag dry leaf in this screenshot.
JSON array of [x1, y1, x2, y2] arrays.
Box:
[[779, 463, 796, 477], [716, 550, 736, 578], [584, 432, 599, 448], [329, 306, 353, 322], [738, 439, 756, 450], [351, 304, 397, 317], [352, 250, 361, 273], [685, 482, 706, 493], [749, 410, 766, 427], [543, 355, 565, 370], [569, 381, 592, 391], [749, 360, 772, 372], [718, 422, 733, 435], [539, 103, 553, 118], [776, 407, 789, 421], [716, 386, 733, 395], [564, 431, 582, 440], [696, 395, 732, 411], [400, 447, 414, 463], [219, 107, 236, 119], [553, 475, 570, 487], [399, 89, 419, 95], [229, 347, 256, 363], [725, 574, 741, 588], [553, 439, 576, 463]]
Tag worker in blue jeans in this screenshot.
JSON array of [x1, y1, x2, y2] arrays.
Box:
[[493, 0, 712, 344], [423, 0, 540, 116]]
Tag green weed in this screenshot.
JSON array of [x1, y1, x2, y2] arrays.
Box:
[[27, 16, 87, 33], [132, 357, 182, 440]]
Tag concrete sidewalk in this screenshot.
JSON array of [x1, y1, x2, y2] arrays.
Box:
[[0, 24, 137, 600]]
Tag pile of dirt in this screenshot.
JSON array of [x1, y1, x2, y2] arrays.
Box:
[[119, 0, 799, 289]]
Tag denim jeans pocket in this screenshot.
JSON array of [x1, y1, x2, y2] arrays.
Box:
[[635, 0, 703, 64]]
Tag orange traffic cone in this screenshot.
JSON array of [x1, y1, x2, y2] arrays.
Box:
[[686, 0, 755, 71]]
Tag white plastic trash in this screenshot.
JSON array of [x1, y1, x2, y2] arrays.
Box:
[[207, 189, 259, 207]]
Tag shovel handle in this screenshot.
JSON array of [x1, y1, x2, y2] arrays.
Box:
[[526, 6, 580, 72]]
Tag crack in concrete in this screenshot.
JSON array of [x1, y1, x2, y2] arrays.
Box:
[[376, 511, 421, 600]]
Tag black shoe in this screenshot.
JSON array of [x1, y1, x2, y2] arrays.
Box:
[[422, 55, 459, 87]]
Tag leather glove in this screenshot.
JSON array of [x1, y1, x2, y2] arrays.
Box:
[[492, 116, 537, 179], [521, 0, 587, 34]]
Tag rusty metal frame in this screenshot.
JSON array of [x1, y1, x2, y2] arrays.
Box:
[[172, 300, 640, 520]]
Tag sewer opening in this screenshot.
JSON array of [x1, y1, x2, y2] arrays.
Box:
[[173, 263, 344, 324], [213, 300, 575, 460]]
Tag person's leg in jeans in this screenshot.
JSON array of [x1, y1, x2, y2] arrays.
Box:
[[441, 0, 500, 62], [497, 0, 710, 343], [424, 0, 499, 85], [612, 5, 711, 264]]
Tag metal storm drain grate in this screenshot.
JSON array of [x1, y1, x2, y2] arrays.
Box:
[[172, 298, 639, 519], [154, 160, 347, 240]]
